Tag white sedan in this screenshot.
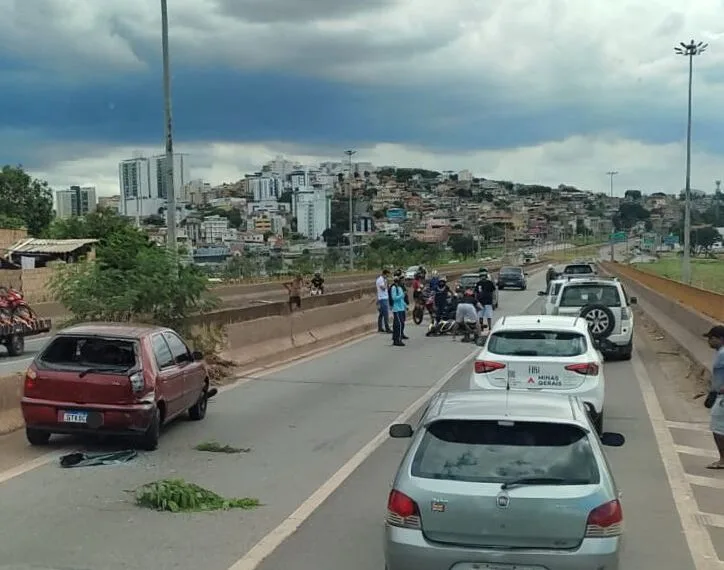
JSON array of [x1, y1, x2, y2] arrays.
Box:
[[469, 314, 606, 432]]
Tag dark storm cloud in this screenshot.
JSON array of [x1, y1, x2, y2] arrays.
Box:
[[0, 58, 722, 172], [213, 0, 400, 23]]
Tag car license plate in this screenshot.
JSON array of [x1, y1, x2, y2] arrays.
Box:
[[61, 411, 88, 423]]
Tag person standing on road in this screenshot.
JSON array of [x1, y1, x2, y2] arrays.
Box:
[[475, 272, 496, 332], [393, 269, 410, 340], [546, 264, 557, 287], [283, 274, 304, 312], [705, 326, 724, 469], [375, 269, 392, 333], [390, 275, 407, 346]]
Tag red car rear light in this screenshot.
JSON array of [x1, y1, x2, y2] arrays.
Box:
[[24, 368, 37, 392], [386, 490, 421, 529], [474, 360, 506, 374], [565, 363, 600, 375], [585, 499, 623, 537]]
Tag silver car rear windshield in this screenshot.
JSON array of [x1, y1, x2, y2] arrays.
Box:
[[412, 420, 599, 485], [487, 330, 587, 357], [559, 285, 621, 307]]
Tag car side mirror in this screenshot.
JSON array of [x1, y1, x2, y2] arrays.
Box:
[[629, 297, 637, 304], [389, 424, 413, 438], [191, 350, 204, 361], [537, 291, 546, 296], [524, 273, 529, 277], [600, 432, 625, 447]]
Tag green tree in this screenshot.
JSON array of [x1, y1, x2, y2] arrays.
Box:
[[0, 165, 53, 235], [49, 206, 137, 242], [50, 225, 215, 330], [448, 234, 476, 258]]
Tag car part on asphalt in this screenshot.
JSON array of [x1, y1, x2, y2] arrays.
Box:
[[59, 449, 138, 468]]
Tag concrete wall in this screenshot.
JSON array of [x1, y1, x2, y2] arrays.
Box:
[[0, 228, 27, 250], [0, 268, 55, 303], [601, 262, 724, 322]]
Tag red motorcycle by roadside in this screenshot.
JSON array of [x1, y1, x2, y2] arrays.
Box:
[[412, 287, 435, 325], [0, 287, 36, 325]]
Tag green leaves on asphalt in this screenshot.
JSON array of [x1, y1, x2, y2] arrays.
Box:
[[194, 440, 250, 453], [135, 479, 260, 513]]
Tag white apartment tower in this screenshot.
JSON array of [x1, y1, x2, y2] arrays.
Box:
[[118, 153, 190, 218], [290, 170, 331, 239]]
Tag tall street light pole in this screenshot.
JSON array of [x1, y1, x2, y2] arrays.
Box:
[[675, 39, 707, 284], [606, 170, 618, 261], [161, 0, 177, 252], [344, 150, 356, 270]]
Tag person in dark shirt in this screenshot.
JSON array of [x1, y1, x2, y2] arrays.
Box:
[[475, 273, 496, 331], [434, 278, 452, 323], [546, 264, 557, 287], [310, 272, 324, 293]]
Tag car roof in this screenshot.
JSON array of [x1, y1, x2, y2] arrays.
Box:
[[460, 273, 480, 278], [58, 322, 169, 339], [500, 265, 522, 270], [561, 278, 621, 288], [424, 390, 587, 426], [491, 314, 589, 332]]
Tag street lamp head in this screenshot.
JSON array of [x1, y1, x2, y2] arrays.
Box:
[[675, 40, 708, 56]]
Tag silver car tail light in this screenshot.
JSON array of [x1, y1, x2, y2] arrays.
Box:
[[585, 499, 623, 537], [386, 490, 421, 529], [129, 371, 145, 393]]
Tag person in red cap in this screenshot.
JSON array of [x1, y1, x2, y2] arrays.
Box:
[[704, 325, 724, 469]]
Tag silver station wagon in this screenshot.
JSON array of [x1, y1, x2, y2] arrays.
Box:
[[384, 390, 625, 570]]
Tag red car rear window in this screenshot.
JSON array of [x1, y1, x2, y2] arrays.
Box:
[[40, 336, 137, 369]]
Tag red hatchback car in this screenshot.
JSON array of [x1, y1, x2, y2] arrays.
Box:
[[21, 323, 215, 450]]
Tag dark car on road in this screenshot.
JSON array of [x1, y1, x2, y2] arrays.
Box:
[[456, 273, 498, 308], [496, 266, 527, 290], [21, 323, 215, 450]]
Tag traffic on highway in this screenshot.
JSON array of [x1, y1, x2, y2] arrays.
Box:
[[0, 262, 716, 570]]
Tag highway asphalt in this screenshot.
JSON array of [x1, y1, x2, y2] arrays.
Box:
[[0, 266, 711, 570], [0, 336, 50, 376]]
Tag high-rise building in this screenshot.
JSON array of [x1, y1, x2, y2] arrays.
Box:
[[56, 186, 97, 218], [289, 170, 331, 239], [247, 174, 281, 202], [118, 153, 190, 219]]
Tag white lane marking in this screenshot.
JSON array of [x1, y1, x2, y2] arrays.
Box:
[[227, 289, 545, 570], [0, 450, 69, 485], [227, 349, 479, 570], [668, 421, 712, 433], [676, 445, 719, 459], [633, 353, 723, 569], [688, 474, 724, 490]]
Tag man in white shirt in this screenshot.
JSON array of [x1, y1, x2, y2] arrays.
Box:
[[376, 269, 392, 333]]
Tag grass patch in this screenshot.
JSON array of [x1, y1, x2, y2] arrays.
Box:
[[194, 440, 250, 454], [135, 479, 260, 512], [547, 243, 601, 263], [633, 255, 724, 293]]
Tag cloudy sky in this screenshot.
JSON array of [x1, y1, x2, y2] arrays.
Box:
[[2, 0, 724, 196]]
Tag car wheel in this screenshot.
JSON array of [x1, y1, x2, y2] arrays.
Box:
[[593, 410, 604, 434], [26, 428, 51, 446], [579, 304, 616, 339], [6, 334, 24, 357], [139, 407, 161, 451], [188, 382, 209, 421], [619, 339, 633, 361]]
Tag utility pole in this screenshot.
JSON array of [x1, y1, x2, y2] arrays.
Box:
[[161, 0, 177, 252], [675, 39, 707, 284], [606, 171, 618, 261], [344, 150, 356, 270], [716, 180, 721, 225]]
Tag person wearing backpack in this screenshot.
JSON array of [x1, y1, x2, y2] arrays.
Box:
[[392, 269, 410, 340]]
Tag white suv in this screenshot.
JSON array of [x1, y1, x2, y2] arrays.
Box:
[[470, 315, 605, 431], [548, 277, 636, 360]]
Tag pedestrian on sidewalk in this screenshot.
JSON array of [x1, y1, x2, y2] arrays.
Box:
[[390, 275, 407, 346], [705, 325, 724, 470], [283, 274, 304, 312], [375, 269, 392, 333]]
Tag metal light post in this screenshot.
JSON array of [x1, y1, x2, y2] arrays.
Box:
[[675, 39, 707, 284], [606, 170, 618, 261], [161, 0, 177, 251], [344, 149, 356, 269]]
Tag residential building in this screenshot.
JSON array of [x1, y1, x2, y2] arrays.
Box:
[[56, 186, 97, 218], [247, 174, 281, 201], [290, 170, 331, 239], [200, 215, 238, 243], [118, 153, 190, 218], [98, 195, 120, 210]]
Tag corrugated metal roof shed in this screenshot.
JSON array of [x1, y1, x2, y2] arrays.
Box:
[[7, 238, 98, 254]]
